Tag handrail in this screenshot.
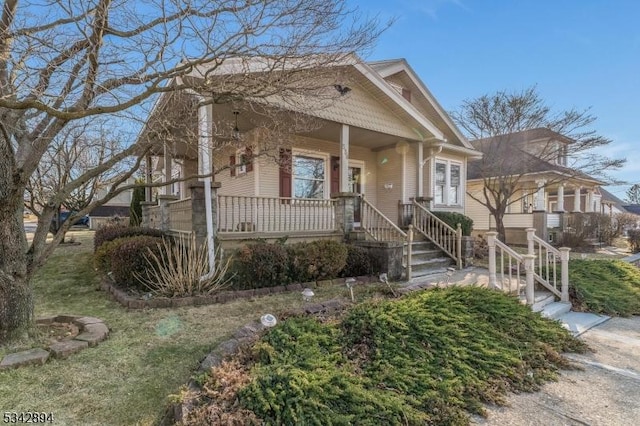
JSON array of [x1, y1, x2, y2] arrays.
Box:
[[526, 228, 569, 301], [411, 200, 462, 268], [360, 196, 407, 242], [487, 232, 534, 303]]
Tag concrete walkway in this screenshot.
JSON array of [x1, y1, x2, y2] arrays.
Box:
[[474, 316, 640, 425]]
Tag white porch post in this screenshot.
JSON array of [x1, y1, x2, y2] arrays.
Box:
[[163, 143, 172, 195], [339, 124, 350, 193], [585, 189, 594, 213], [556, 183, 565, 212], [417, 141, 424, 197], [535, 179, 546, 211], [145, 155, 153, 202], [573, 186, 582, 212]]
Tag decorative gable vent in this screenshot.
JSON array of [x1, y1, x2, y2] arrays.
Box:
[[387, 81, 404, 95]]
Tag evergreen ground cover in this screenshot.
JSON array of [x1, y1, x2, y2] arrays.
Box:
[[186, 286, 586, 425]]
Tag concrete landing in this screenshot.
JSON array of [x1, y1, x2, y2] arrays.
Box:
[[557, 311, 611, 336]]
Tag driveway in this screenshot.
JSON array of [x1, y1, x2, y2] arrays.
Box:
[[474, 316, 640, 425]]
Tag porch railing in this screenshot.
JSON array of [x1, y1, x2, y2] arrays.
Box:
[[217, 195, 337, 234], [486, 229, 570, 306], [411, 200, 462, 268], [168, 197, 192, 233], [361, 196, 407, 243], [526, 228, 570, 301]]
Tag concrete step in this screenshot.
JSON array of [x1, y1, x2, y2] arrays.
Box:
[[411, 266, 450, 279], [404, 241, 438, 252], [529, 291, 556, 312], [407, 249, 446, 263], [539, 301, 572, 320], [556, 311, 611, 336], [409, 257, 455, 277]]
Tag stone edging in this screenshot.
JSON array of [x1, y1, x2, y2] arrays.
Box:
[[164, 297, 351, 425], [0, 315, 109, 370], [101, 275, 377, 310]]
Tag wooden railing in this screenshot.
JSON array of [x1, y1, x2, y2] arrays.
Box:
[[168, 197, 192, 233], [486, 229, 570, 306], [526, 228, 570, 301], [411, 200, 462, 268], [486, 232, 530, 300], [398, 201, 413, 228], [360, 196, 407, 243], [217, 195, 337, 233]]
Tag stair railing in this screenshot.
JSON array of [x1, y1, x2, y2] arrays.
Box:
[[526, 228, 570, 302], [486, 231, 535, 305], [411, 200, 462, 268]]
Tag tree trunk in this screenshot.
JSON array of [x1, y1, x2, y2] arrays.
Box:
[[0, 196, 33, 343]]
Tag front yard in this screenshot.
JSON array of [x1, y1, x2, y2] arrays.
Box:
[[0, 231, 351, 425]]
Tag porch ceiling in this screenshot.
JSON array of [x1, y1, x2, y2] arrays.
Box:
[[299, 120, 409, 149]]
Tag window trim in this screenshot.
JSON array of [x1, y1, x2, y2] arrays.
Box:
[[291, 150, 329, 199], [433, 158, 463, 207]]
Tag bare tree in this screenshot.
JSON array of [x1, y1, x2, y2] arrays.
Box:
[[0, 0, 385, 342], [451, 86, 625, 241]]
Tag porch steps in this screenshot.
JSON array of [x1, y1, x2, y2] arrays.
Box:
[[404, 240, 455, 279]]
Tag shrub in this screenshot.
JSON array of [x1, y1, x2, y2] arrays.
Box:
[[229, 242, 290, 290], [431, 211, 473, 236], [339, 245, 372, 277], [288, 240, 348, 283], [129, 179, 145, 226], [94, 224, 165, 252], [135, 235, 232, 297], [628, 229, 640, 253], [109, 235, 165, 292], [94, 237, 129, 272]]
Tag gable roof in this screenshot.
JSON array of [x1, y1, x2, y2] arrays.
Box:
[[622, 204, 640, 215], [599, 187, 626, 208], [467, 130, 602, 184]]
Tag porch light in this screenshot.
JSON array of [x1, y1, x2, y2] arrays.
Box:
[[232, 110, 240, 140], [260, 314, 277, 327], [384, 182, 394, 190]]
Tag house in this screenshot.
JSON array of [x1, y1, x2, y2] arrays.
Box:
[[466, 128, 606, 245], [87, 178, 135, 229], [138, 56, 481, 277]]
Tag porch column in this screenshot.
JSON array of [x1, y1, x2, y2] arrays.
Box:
[[535, 179, 546, 211], [585, 189, 594, 213], [573, 186, 582, 212], [145, 155, 153, 202], [417, 141, 424, 197], [163, 142, 172, 196], [339, 124, 350, 193], [556, 183, 565, 212]]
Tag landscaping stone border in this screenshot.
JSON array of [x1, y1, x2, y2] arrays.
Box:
[[0, 315, 109, 370], [101, 275, 377, 310]]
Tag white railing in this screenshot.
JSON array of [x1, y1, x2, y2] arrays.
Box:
[[217, 195, 337, 233], [411, 200, 462, 268], [168, 198, 192, 233], [360, 197, 407, 243], [486, 229, 570, 305], [526, 228, 570, 301]]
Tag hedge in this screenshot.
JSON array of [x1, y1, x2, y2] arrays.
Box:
[[93, 224, 166, 252], [431, 211, 473, 236]]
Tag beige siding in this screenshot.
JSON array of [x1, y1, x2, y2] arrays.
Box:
[[213, 145, 256, 197], [466, 182, 491, 231], [375, 147, 404, 223]]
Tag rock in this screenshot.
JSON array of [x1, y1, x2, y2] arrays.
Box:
[[75, 323, 109, 346], [72, 316, 104, 327], [49, 340, 88, 359], [198, 353, 223, 372], [216, 339, 240, 356], [0, 348, 50, 370]]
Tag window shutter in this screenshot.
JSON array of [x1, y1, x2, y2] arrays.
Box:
[[279, 148, 292, 199], [245, 146, 253, 172], [330, 156, 340, 195], [230, 155, 236, 177]]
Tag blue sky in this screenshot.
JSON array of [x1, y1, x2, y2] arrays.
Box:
[[353, 0, 639, 200]]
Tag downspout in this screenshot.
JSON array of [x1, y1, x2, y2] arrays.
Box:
[[193, 92, 216, 280]]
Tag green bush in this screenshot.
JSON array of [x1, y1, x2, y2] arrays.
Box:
[[230, 242, 291, 290], [569, 259, 640, 316], [339, 244, 372, 277], [628, 229, 640, 253], [109, 235, 165, 292], [288, 240, 348, 283], [231, 287, 585, 425], [94, 237, 129, 273], [431, 211, 473, 236], [94, 224, 165, 252], [129, 179, 145, 226]]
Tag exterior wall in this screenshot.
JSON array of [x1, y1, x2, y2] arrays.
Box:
[[213, 145, 256, 197], [430, 151, 466, 214], [375, 147, 404, 222]]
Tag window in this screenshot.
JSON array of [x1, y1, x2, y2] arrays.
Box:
[[434, 160, 462, 206], [230, 147, 253, 177], [293, 155, 325, 199]]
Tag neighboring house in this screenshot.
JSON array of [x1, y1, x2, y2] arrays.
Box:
[[88, 178, 134, 229], [466, 128, 606, 245], [138, 56, 481, 276]]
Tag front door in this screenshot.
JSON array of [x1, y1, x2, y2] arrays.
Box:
[[349, 166, 362, 223]]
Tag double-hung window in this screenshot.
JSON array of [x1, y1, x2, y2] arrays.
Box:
[[293, 155, 326, 199], [434, 159, 462, 206]]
